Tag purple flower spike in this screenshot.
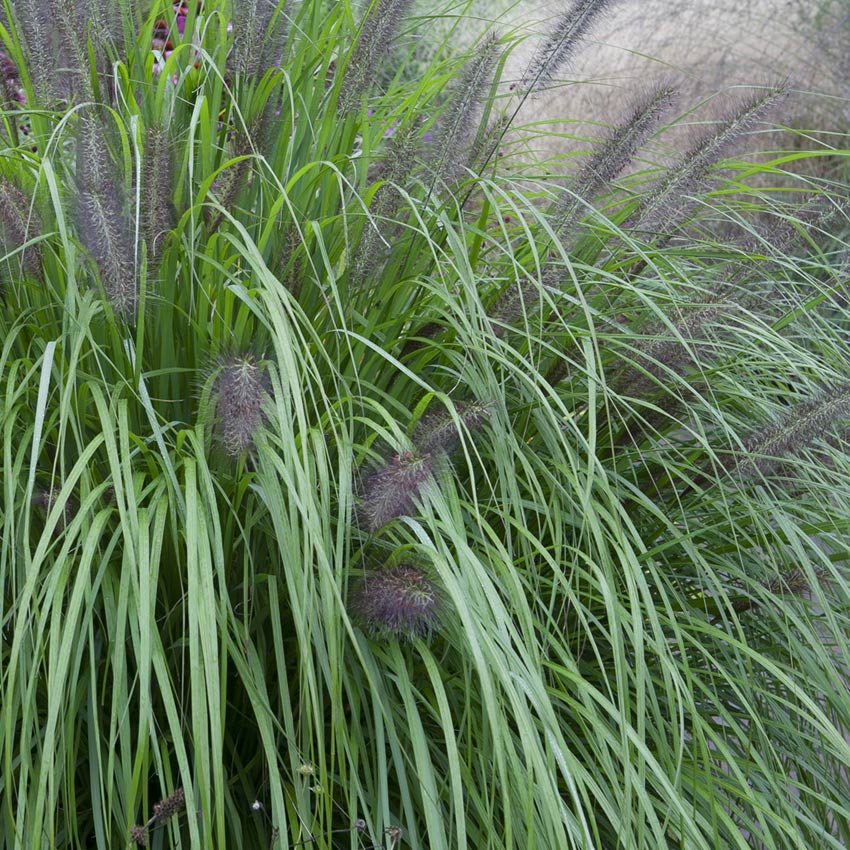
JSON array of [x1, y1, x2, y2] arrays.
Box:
[[352, 564, 441, 640], [359, 450, 435, 531]]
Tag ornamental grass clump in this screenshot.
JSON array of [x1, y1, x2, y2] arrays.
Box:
[[1, 1, 850, 849]]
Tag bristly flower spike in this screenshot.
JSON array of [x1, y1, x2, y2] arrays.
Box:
[[232, 0, 289, 79], [212, 353, 267, 458], [351, 565, 440, 639], [359, 450, 435, 531], [142, 125, 175, 265], [0, 176, 42, 278], [429, 33, 501, 184], [75, 110, 137, 317], [338, 0, 415, 113], [9, 0, 58, 102], [730, 382, 850, 479], [631, 85, 787, 234], [413, 401, 492, 456], [613, 297, 740, 399], [350, 117, 425, 286], [519, 0, 616, 96], [551, 84, 678, 240]]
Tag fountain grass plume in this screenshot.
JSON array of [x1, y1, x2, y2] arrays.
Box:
[[338, 0, 416, 114], [211, 353, 267, 459], [359, 450, 436, 532], [75, 110, 137, 317], [142, 124, 175, 265], [351, 118, 426, 286], [631, 85, 788, 235], [429, 33, 501, 185], [0, 176, 41, 278], [551, 84, 678, 240], [614, 297, 741, 400], [489, 263, 561, 337], [518, 0, 617, 96], [351, 563, 441, 639], [8, 0, 60, 102], [206, 133, 253, 233], [52, 0, 94, 100], [730, 566, 832, 616], [232, 0, 288, 79], [413, 401, 492, 456], [730, 382, 850, 479]]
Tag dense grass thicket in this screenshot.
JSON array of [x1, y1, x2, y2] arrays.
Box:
[[1, 0, 850, 848]]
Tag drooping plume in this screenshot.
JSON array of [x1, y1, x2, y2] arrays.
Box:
[[631, 86, 787, 234], [75, 110, 137, 317], [551, 85, 677, 239], [429, 33, 502, 184], [359, 450, 435, 531], [413, 401, 492, 456], [613, 297, 741, 400], [518, 0, 616, 95], [351, 563, 441, 639], [212, 353, 267, 458], [730, 382, 850, 479], [338, 0, 415, 113]]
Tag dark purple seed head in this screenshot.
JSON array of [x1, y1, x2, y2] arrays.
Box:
[[212, 354, 267, 458], [359, 450, 435, 531], [413, 401, 492, 456], [152, 787, 185, 824], [352, 564, 441, 639]]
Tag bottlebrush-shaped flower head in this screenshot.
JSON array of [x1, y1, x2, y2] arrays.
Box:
[[211, 353, 267, 458], [413, 401, 492, 456], [75, 111, 137, 317], [358, 450, 435, 532], [351, 564, 441, 639], [338, 0, 415, 113]]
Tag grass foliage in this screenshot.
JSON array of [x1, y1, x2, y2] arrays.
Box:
[[0, 0, 850, 848]]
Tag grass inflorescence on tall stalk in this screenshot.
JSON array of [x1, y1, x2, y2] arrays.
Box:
[[0, 0, 850, 848]]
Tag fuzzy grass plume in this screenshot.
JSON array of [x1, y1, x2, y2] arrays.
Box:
[[0, 176, 41, 279], [429, 33, 501, 184], [351, 564, 441, 639], [232, 0, 288, 79], [359, 450, 436, 531], [730, 383, 850, 479], [75, 110, 137, 316], [211, 353, 267, 458], [142, 124, 175, 265], [518, 0, 616, 95], [338, 0, 415, 113]]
